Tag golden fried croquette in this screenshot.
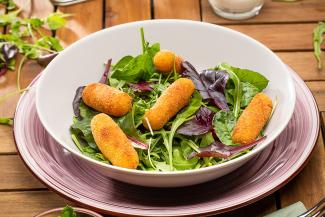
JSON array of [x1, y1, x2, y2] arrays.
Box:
[[153, 50, 183, 73], [143, 78, 195, 130], [232, 93, 273, 145], [91, 113, 139, 169], [82, 83, 132, 117]]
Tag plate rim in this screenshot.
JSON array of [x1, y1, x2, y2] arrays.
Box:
[[13, 68, 319, 216]]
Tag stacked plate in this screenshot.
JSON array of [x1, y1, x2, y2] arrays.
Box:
[[14, 67, 319, 216]]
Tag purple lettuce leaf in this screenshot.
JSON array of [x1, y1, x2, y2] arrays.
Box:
[[177, 106, 215, 136], [127, 135, 149, 150], [188, 136, 266, 159], [99, 58, 112, 84], [181, 61, 229, 111], [129, 81, 153, 92], [72, 86, 85, 119]]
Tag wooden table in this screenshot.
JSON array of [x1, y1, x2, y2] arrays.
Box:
[[0, 0, 324, 216]]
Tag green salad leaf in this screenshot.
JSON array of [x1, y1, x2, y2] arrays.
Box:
[[110, 28, 159, 82], [219, 63, 269, 91], [173, 144, 198, 170], [213, 110, 237, 146], [167, 91, 202, 170], [71, 103, 99, 149], [241, 82, 260, 107]]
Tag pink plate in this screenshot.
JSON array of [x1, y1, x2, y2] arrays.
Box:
[[14, 68, 319, 216]]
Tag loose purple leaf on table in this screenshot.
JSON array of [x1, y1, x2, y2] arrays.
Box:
[[188, 136, 266, 159], [99, 58, 112, 84], [2, 44, 18, 60], [181, 61, 229, 110], [127, 135, 149, 150], [37, 52, 59, 67], [129, 81, 153, 92], [0, 44, 18, 77], [72, 86, 85, 119], [177, 106, 215, 136]]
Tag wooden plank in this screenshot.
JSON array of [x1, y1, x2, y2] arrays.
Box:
[[0, 155, 45, 190], [226, 23, 323, 51], [202, 0, 325, 25], [220, 195, 276, 217], [56, 0, 103, 46], [0, 191, 71, 217], [154, 0, 200, 20], [0, 126, 16, 153], [306, 81, 325, 112], [105, 0, 151, 27], [14, 0, 54, 18], [276, 52, 325, 81], [279, 133, 325, 209], [321, 112, 325, 140]]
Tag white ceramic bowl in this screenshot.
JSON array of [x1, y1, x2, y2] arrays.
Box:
[[36, 20, 295, 187]]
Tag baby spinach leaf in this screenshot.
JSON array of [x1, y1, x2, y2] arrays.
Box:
[[110, 53, 152, 82], [116, 105, 143, 141], [173, 145, 198, 170], [313, 22, 325, 69], [71, 103, 98, 149], [71, 117, 97, 149], [219, 63, 268, 91], [241, 82, 259, 107], [213, 110, 237, 146]]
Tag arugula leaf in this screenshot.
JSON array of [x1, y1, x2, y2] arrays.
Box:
[[45, 12, 70, 30], [219, 63, 268, 91], [313, 22, 325, 69], [218, 63, 242, 118], [59, 205, 76, 217], [213, 110, 237, 146], [167, 91, 202, 170], [36, 36, 63, 52]]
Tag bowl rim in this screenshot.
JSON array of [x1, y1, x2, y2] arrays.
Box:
[[35, 19, 296, 176]]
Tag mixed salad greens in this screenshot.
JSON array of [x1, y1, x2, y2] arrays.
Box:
[[70, 28, 270, 171]]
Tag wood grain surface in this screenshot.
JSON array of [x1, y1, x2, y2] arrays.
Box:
[[105, 0, 151, 27], [202, 0, 325, 24], [0, 0, 324, 216]]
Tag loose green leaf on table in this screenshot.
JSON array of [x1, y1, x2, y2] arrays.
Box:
[[313, 22, 325, 69], [0, 117, 13, 126], [59, 205, 76, 217]]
